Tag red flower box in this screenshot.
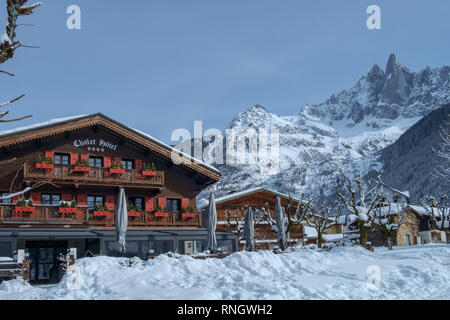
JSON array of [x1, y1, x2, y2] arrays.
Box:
[[128, 211, 141, 217], [182, 213, 196, 219], [110, 168, 125, 175], [74, 166, 91, 173], [15, 206, 35, 214], [154, 212, 169, 218], [93, 211, 110, 217], [142, 170, 157, 177], [36, 163, 54, 170], [59, 207, 78, 214]]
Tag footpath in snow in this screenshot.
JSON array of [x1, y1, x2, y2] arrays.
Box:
[[0, 244, 449, 300]]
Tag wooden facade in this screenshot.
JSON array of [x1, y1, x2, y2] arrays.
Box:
[[211, 188, 305, 250], [0, 114, 237, 282], [0, 114, 221, 229]]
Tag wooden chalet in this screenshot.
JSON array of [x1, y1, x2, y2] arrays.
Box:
[[204, 188, 305, 250], [0, 114, 236, 283]]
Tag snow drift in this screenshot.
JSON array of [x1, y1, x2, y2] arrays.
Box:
[[1, 245, 449, 300]]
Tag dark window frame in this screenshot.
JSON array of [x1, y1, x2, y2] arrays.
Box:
[[166, 198, 181, 213], [54, 153, 70, 166], [121, 159, 134, 170], [41, 194, 62, 206], [128, 197, 144, 211], [87, 195, 105, 210], [1, 192, 12, 204], [89, 156, 104, 168]]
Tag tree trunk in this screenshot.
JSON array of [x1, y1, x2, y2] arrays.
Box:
[[359, 223, 368, 246], [317, 231, 323, 248], [387, 237, 392, 250]]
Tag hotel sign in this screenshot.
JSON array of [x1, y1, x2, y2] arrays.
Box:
[[73, 138, 118, 153]]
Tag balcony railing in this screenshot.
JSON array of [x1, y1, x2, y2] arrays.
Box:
[[0, 205, 201, 228], [0, 205, 88, 224], [23, 162, 164, 187]]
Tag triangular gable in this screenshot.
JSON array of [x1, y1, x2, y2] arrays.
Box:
[[0, 113, 220, 181]]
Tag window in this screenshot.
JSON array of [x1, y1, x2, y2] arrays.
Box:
[[180, 240, 204, 255], [89, 156, 103, 168], [121, 159, 134, 170], [393, 195, 402, 203], [1, 192, 12, 204], [166, 198, 181, 212], [41, 194, 61, 205], [141, 240, 173, 257], [106, 241, 139, 258], [87, 196, 105, 210], [54, 153, 70, 165], [217, 240, 234, 254], [128, 197, 144, 211], [0, 242, 11, 257]]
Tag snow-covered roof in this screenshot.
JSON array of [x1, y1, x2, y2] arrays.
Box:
[[323, 234, 344, 242], [304, 226, 318, 238], [0, 115, 87, 137], [407, 205, 446, 218], [0, 113, 220, 175], [214, 187, 300, 205]]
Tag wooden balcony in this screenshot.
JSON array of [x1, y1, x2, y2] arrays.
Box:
[[23, 162, 165, 188], [0, 205, 88, 225], [0, 205, 202, 228]]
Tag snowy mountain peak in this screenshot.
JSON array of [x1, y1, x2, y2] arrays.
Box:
[[386, 53, 401, 75], [227, 104, 272, 130], [367, 64, 385, 80], [300, 54, 449, 131], [199, 54, 450, 207]]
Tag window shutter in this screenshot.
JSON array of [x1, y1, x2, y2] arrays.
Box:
[[77, 194, 87, 206], [62, 193, 72, 202], [70, 153, 79, 166], [158, 197, 166, 210], [105, 195, 115, 210], [30, 192, 41, 205], [182, 198, 190, 209], [45, 151, 54, 161], [80, 154, 89, 162], [145, 197, 154, 211], [114, 157, 121, 165], [104, 157, 111, 168], [135, 159, 143, 171]]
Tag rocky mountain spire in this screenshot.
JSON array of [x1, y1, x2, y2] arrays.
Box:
[[386, 54, 401, 74]]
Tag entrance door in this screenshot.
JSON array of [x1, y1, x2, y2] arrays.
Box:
[[405, 234, 411, 246], [26, 241, 68, 284]]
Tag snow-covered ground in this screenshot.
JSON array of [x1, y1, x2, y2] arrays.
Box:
[[1, 244, 449, 300]]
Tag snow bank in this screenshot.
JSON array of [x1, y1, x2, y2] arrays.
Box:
[[1, 245, 450, 300]]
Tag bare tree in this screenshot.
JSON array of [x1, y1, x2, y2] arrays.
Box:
[[336, 177, 382, 245], [261, 196, 311, 249], [225, 207, 264, 250], [224, 208, 245, 242], [0, 0, 41, 123], [373, 201, 405, 250], [304, 201, 340, 248], [433, 123, 450, 182], [419, 194, 450, 234]]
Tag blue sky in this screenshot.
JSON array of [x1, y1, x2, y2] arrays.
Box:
[[1, 0, 449, 143]]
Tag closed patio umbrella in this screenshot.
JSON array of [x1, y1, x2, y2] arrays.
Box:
[[275, 196, 287, 251], [244, 207, 255, 251], [207, 193, 217, 254], [115, 187, 128, 256]]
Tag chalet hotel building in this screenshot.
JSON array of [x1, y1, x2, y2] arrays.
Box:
[[0, 114, 236, 282]]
